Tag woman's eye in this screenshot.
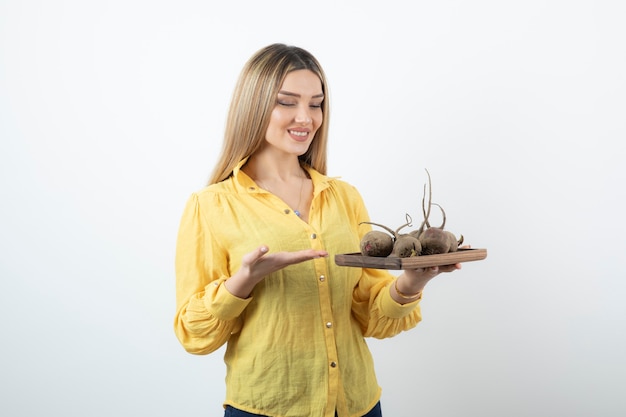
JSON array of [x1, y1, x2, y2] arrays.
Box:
[[277, 100, 322, 109]]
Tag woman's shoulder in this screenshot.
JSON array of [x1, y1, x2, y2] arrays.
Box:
[[312, 173, 366, 213], [307, 167, 359, 194], [186, 177, 239, 206], [197, 177, 237, 194], [325, 174, 362, 197]]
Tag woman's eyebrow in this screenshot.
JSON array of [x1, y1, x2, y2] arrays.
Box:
[[278, 90, 324, 99]]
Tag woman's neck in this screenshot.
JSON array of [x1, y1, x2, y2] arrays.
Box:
[[244, 153, 306, 182]]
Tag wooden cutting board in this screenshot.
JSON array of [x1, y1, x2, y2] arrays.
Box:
[[334, 248, 487, 270]]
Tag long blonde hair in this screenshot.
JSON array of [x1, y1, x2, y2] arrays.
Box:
[[208, 43, 330, 184]]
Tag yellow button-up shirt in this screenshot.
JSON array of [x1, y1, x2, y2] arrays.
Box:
[[174, 159, 422, 417]]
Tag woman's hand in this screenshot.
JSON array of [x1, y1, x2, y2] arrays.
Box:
[[391, 244, 471, 304], [225, 245, 328, 298], [394, 264, 462, 302]]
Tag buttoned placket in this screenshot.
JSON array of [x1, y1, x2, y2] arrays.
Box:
[[305, 221, 340, 417], [247, 174, 340, 415], [314, 185, 340, 413]]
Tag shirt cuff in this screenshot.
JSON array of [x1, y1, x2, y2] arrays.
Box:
[[380, 282, 421, 318], [205, 280, 253, 321]]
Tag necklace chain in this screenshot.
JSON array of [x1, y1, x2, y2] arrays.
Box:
[[256, 174, 306, 217]]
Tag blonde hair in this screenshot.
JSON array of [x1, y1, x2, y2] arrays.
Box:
[[208, 43, 330, 184]]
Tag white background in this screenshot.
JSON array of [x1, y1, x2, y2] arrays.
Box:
[[1, 1, 625, 416]]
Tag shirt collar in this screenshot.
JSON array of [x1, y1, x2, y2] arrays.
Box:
[[232, 158, 332, 196]]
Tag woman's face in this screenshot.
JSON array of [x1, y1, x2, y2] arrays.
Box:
[[264, 69, 324, 157]]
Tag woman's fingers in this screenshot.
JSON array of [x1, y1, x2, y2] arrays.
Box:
[[244, 246, 328, 273], [241, 245, 270, 267], [273, 248, 328, 266]]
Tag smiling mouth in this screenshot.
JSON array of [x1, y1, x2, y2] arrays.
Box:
[[289, 130, 308, 137]]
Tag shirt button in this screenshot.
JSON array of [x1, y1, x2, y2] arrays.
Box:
[[330, 361, 337, 368], [310, 233, 317, 239], [326, 322, 332, 328], [319, 275, 325, 282], [284, 209, 291, 214]]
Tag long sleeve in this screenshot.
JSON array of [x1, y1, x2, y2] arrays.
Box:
[[347, 190, 423, 339], [351, 267, 422, 339], [174, 193, 251, 354]]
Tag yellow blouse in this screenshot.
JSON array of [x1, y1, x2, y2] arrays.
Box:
[[174, 159, 422, 417]]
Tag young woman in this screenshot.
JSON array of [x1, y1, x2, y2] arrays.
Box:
[[174, 43, 461, 417]]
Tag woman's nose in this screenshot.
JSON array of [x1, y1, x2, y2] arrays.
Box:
[[295, 106, 312, 124]]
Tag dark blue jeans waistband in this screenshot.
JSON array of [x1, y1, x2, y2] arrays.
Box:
[[224, 401, 382, 417]]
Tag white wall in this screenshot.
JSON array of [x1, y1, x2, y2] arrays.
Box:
[[1, 1, 625, 416]]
